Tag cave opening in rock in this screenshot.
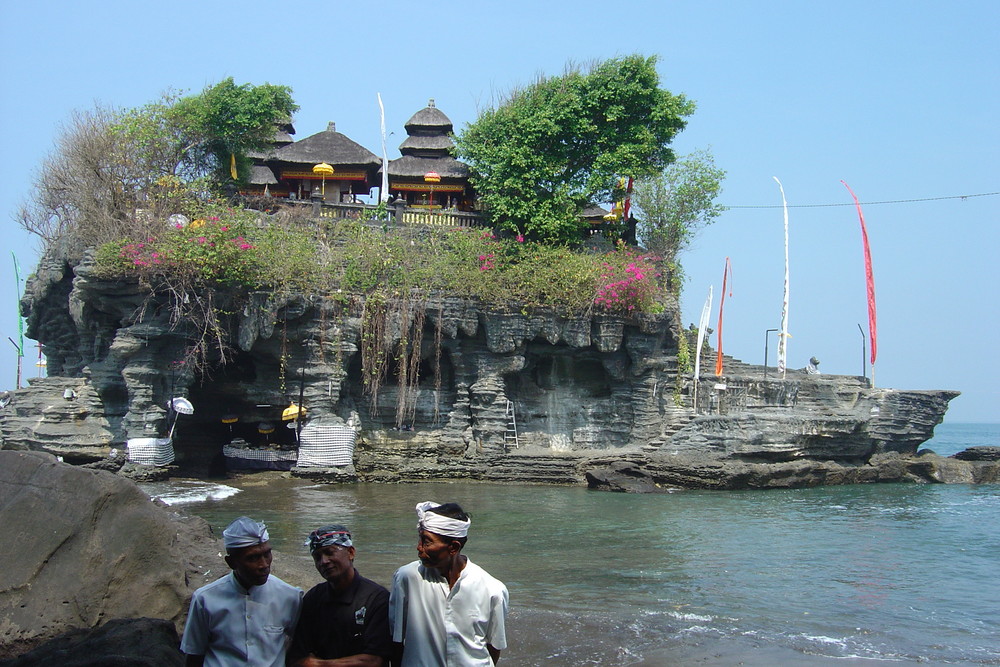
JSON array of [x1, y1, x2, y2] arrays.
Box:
[[174, 350, 301, 473]]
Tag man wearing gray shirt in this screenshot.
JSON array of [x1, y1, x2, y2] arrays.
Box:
[[181, 516, 303, 666]]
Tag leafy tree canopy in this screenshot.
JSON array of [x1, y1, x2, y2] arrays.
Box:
[[632, 149, 726, 294], [20, 79, 297, 247], [455, 55, 695, 244], [120, 77, 297, 184]]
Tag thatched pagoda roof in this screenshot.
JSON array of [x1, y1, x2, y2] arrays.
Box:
[[398, 134, 455, 154], [581, 204, 610, 220], [386, 155, 470, 179], [273, 122, 380, 167], [404, 99, 453, 135], [248, 165, 278, 185], [247, 121, 296, 160]]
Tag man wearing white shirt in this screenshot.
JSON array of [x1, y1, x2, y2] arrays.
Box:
[[389, 502, 508, 666], [181, 516, 303, 667]]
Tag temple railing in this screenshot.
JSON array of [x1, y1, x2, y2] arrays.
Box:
[[397, 208, 483, 227], [293, 200, 486, 228]]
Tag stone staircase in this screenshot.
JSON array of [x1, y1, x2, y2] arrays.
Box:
[[643, 413, 698, 452]]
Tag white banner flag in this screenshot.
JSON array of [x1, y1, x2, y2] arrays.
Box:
[[377, 93, 390, 203], [774, 177, 790, 376], [693, 285, 713, 412]]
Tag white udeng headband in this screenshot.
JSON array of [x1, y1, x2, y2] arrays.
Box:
[[415, 501, 470, 538]]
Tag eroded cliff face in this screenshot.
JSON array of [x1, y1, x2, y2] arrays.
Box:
[[0, 249, 967, 488]]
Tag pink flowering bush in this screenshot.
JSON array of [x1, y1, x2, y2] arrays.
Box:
[[96, 206, 315, 288], [594, 244, 661, 313]]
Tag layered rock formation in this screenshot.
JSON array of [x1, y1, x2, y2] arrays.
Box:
[[0, 450, 318, 659], [1, 242, 968, 489], [0, 450, 207, 655]]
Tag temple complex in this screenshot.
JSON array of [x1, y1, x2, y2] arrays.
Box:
[[245, 100, 476, 210]]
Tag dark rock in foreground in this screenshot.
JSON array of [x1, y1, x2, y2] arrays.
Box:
[[0, 450, 318, 660], [0, 618, 182, 667], [0, 451, 207, 655]]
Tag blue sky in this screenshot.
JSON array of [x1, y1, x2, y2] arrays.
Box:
[[1, 1, 997, 422]]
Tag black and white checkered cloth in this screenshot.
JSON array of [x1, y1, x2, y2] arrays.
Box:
[[222, 445, 298, 463], [296, 423, 356, 467], [126, 438, 176, 466]]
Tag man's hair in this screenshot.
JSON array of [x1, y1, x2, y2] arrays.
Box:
[[427, 503, 469, 548]]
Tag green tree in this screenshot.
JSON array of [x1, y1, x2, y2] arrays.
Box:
[[19, 80, 297, 247], [168, 77, 297, 183], [455, 55, 694, 243], [632, 149, 726, 295]]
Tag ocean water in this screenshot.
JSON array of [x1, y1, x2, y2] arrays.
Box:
[[143, 422, 1000, 665]]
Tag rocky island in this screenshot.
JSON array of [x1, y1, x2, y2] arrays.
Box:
[[3, 64, 991, 489], [2, 234, 992, 490]]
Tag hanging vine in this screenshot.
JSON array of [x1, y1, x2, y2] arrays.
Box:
[[359, 290, 435, 426], [432, 300, 445, 425], [278, 318, 289, 394], [317, 295, 328, 365], [131, 282, 242, 375], [395, 295, 426, 428], [360, 293, 389, 415]]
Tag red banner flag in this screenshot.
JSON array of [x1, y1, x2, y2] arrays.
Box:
[[842, 181, 877, 366], [715, 257, 733, 376], [623, 176, 634, 221]]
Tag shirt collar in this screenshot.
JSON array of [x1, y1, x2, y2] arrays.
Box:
[[328, 568, 361, 603]]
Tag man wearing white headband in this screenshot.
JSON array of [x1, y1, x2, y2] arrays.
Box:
[[181, 516, 303, 667], [389, 502, 509, 666]]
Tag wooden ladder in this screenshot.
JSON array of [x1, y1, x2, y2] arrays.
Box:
[[504, 400, 520, 450]]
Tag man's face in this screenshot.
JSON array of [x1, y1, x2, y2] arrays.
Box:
[[312, 544, 355, 584], [417, 529, 457, 569], [225, 542, 272, 588]]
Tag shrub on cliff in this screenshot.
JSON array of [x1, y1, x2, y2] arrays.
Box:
[[94, 205, 317, 290], [18, 79, 296, 250], [94, 214, 665, 316]]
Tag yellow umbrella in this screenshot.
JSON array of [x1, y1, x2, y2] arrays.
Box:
[[221, 414, 238, 433], [313, 162, 335, 196], [423, 171, 441, 208], [282, 403, 307, 421]]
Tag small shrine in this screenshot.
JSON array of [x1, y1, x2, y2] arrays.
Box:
[[246, 122, 382, 201], [386, 100, 475, 211]]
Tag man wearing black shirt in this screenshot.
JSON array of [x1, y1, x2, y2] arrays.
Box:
[[288, 524, 392, 667]]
